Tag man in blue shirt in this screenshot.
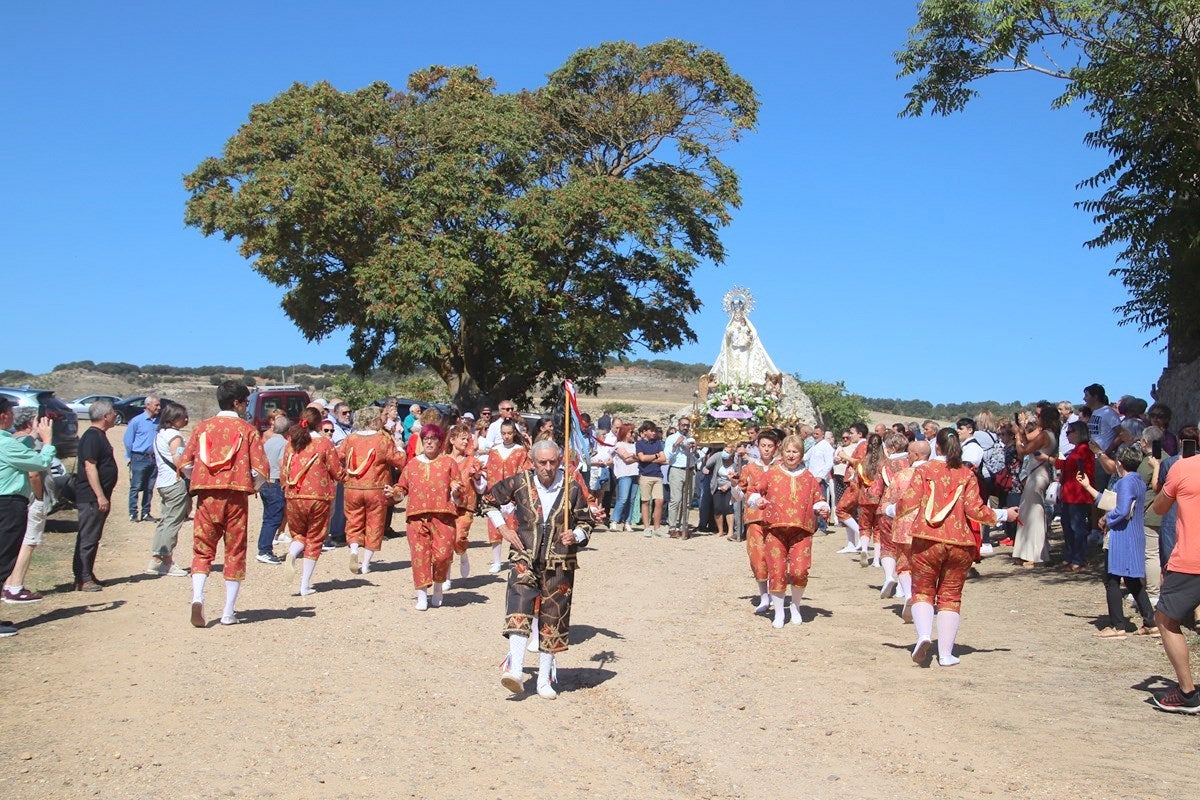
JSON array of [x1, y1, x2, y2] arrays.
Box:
[[123, 395, 160, 522]]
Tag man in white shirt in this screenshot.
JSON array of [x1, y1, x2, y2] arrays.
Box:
[[663, 417, 697, 538], [486, 400, 526, 448]]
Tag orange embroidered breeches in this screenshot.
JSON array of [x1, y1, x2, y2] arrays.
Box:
[[765, 526, 813, 594], [344, 488, 388, 551], [286, 498, 332, 559], [192, 490, 249, 581]]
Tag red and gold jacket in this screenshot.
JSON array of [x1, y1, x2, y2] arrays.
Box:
[[395, 454, 460, 516], [738, 458, 775, 524], [880, 458, 920, 545], [179, 412, 269, 494], [751, 464, 825, 534], [895, 459, 999, 547], [486, 444, 531, 491], [338, 430, 406, 491], [451, 452, 482, 513], [283, 435, 346, 501]]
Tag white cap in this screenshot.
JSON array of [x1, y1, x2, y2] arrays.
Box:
[[462, 412, 476, 420]]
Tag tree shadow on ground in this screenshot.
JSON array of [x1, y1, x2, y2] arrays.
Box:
[[312, 577, 373, 592], [102, 572, 165, 588], [44, 517, 79, 533], [437, 590, 487, 608], [571, 624, 624, 645], [359, 559, 411, 573], [16, 600, 125, 629], [229, 605, 317, 625]]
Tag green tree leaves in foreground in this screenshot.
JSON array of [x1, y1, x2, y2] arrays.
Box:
[[897, 1, 1200, 363], [184, 40, 757, 408]]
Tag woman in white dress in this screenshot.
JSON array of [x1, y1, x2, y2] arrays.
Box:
[[1011, 406, 1061, 566]]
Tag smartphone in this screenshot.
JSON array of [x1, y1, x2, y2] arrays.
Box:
[[1184, 439, 1198, 459], [1152, 440, 1163, 459], [1013, 412, 1021, 426]]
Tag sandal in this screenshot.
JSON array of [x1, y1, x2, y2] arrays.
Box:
[[1092, 627, 1127, 639], [1133, 626, 1161, 637]]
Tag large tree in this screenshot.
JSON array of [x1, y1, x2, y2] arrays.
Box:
[[896, 1, 1200, 364], [184, 40, 757, 407]]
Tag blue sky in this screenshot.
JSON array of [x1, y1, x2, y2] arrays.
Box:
[[2, 1, 1161, 404]]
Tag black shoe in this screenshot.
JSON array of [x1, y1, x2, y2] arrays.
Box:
[[129, 514, 139, 522], [141, 514, 159, 523]]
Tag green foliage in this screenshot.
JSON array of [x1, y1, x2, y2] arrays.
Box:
[[861, 396, 1025, 421], [603, 357, 712, 381], [394, 374, 448, 402], [896, 1, 1200, 361], [602, 401, 637, 414], [92, 361, 140, 376], [183, 40, 758, 408], [794, 375, 868, 434], [330, 374, 385, 410], [53, 360, 95, 371], [0, 370, 35, 384]]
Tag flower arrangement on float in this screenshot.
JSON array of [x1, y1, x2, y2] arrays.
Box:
[[702, 382, 781, 424]]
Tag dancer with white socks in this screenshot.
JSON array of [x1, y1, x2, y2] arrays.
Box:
[[447, 422, 480, 584], [737, 429, 780, 612], [874, 432, 913, 602], [748, 435, 830, 628], [894, 428, 1017, 666], [855, 432, 885, 567], [337, 405, 406, 575], [484, 420, 531, 574], [834, 423, 868, 554], [281, 407, 347, 596]]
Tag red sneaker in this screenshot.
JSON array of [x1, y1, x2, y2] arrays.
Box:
[[2, 587, 44, 604], [998, 537, 1015, 547]]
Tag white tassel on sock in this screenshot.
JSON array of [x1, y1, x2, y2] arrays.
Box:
[[755, 580, 769, 612], [300, 557, 317, 594], [537, 652, 558, 698], [221, 580, 240, 623], [937, 610, 961, 666], [770, 593, 785, 628]]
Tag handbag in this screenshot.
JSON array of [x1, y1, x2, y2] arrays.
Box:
[[1096, 488, 1117, 512]]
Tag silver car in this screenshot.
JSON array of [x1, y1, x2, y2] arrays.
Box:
[[66, 393, 122, 418]]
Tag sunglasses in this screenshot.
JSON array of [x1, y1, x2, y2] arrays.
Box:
[[321, 427, 334, 434]]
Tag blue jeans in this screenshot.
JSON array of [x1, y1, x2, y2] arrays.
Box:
[[128, 453, 157, 518], [612, 476, 635, 524], [258, 481, 284, 555], [1061, 502, 1091, 567]]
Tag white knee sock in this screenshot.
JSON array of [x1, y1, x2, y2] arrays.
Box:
[[844, 517, 860, 545], [300, 558, 317, 592], [222, 580, 239, 619], [191, 572, 206, 604], [912, 601, 935, 643], [431, 580, 443, 607], [528, 615, 540, 651], [538, 652, 556, 688], [770, 594, 785, 628], [349, 542, 359, 555], [288, 541, 304, 559], [491, 544, 502, 566], [882, 557, 897, 586], [360, 549, 374, 572], [937, 611, 961, 665], [872, 539, 881, 564], [459, 551, 470, 578], [755, 580, 769, 610], [898, 572, 912, 600], [789, 586, 804, 624], [507, 634, 528, 672]]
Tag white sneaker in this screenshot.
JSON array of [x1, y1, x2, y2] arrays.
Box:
[[835, 544, 857, 554], [219, 614, 240, 626], [880, 579, 897, 599], [536, 682, 558, 700], [298, 587, 317, 596], [980, 543, 994, 556], [441, 578, 452, 591], [488, 562, 502, 574], [789, 604, 804, 625], [415, 592, 429, 611], [500, 671, 526, 694]]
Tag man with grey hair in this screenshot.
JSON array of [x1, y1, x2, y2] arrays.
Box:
[[123, 394, 161, 522], [487, 438, 593, 699], [0, 399, 57, 630], [73, 400, 119, 591]]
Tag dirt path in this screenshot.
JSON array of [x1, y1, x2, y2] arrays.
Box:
[[2, 463, 1198, 799]]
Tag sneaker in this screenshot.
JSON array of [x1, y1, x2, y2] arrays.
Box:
[[980, 543, 994, 556], [141, 514, 159, 523], [321, 540, 338, 552], [129, 514, 139, 522], [2, 587, 43, 604], [998, 537, 1014, 547], [164, 563, 189, 577], [76, 581, 103, 593], [0, 623, 19, 637], [652, 528, 669, 538], [643, 528, 653, 538], [256, 553, 284, 565], [145, 559, 169, 576], [1152, 686, 1200, 714], [488, 562, 503, 574], [835, 545, 858, 554]]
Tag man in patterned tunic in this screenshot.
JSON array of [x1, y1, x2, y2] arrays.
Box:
[[177, 380, 269, 627], [488, 439, 592, 699]]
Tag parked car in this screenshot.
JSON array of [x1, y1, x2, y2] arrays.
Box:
[[66, 393, 122, 418], [112, 395, 176, 426], [244, 386, 310, 433], [0, 385, 79, 459]]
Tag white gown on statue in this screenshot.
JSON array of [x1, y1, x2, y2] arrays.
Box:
[[711, 314, 779, 385]]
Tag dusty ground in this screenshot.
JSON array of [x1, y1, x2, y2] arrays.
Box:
[[2, 426, 1199, 800]]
